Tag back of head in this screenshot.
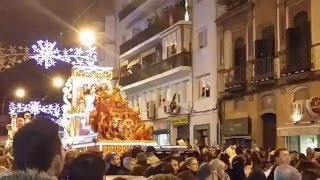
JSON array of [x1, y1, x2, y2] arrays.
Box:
[[209, 159, 225, 172], [235, 147, 243, 155], [274, 164, 301, 180], [250, 151, 262, 165], [196, 163, 212, 180], [296, 160, 318, 172], [12, 116, 62, 172], [123, 157, 134, 171], [146, 146, 156, 154], [136, 152, 148, 164], [68, 153, 106, 180], [131, 164, 148, 176], [153, 162, 175, 175], [169, 149, 179, 156], [301, 169, 320, 180], [132, 146, 143, 158], [149, 174, 181, 180]]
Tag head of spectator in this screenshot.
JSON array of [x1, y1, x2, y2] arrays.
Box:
[[169, 149, 180, 157], [148, 174, 181, 180], [185, 157, 199, 173], [235, 147, 243, 156], [136, 152, 148, 165], [274, 164, 301, 180], [301, 168, 320, 180], [210, 159, 228, 179], [153, 162, 175, 175], [0, 117, 65, 179], [274, 148, 290, 165], [296, 160, 319, 172], [196, 163, 213, 180], [123, 157, 135, 172], [68, 153, 106, 180], [110, 153, 121, 167], [165, 156, 180, 175]]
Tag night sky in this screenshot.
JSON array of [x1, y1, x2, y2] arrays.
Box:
[[0, 0, 113, 113]]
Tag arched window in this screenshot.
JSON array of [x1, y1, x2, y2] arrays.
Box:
[[293, 87, 309, 102]]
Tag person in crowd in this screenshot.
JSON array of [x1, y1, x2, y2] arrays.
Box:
[[105, 153, 122, 175], [131, 164, 148, 176], [210, 159, 230, 180], [68, 153, 106, 180], [274, 164, 301, 180], [152, 162, 175, 176], [306, 147, 314, 160], [146, 146, 160, 165], [131, 152, 149, 176], [301, 168, 320, 180], [248, 151, 267, 180], [196, 163, 214, 180], [219, 153, 232, 176], [169, 149, 180, 157], [230, 156, 246, 180], [289, 151, 299, 167], [165, 156, 180, 175], [148, 174, 181, 180], [297, 153, 307, 162], [312, 152, 320, 165], [59, 150, 78, 180], [267, 148, 290, 180], [132, 146, 144, 159], [177, 157, 198, 180], [296, 160, 319, 172], [0, 117, 65, 180], [119, 157, 135, 175]]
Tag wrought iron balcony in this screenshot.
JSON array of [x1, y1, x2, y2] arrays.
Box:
[[119, 0, 147, 21], [225, 65, 247, 92], [119, 2, 186, 55], [120, 52, 191, 87], [250, 56, 276, 84], [280, 48, 312, 76]]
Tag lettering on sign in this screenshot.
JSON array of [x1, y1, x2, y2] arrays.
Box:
[[307, 97, 320, 117]]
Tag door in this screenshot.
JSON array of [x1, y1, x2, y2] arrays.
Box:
[[262, 113, 277, 150]]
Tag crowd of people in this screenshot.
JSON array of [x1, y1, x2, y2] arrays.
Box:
[[0, 116, 320, 180]]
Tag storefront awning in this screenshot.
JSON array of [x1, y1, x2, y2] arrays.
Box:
[[277, 124, 320, 136]]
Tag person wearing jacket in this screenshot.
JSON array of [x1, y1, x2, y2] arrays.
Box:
[[0, 117, 65, 180]]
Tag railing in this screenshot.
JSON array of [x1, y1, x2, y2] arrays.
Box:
[[252, 56, 275, 81], [119, 0, 147, 21], [281, 48, 311, 75], [120, 52, 191, 86], [225, 65, 247, 90], [119, 1, 186, 55]]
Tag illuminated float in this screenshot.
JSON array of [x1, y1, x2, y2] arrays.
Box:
[[61, 66, 155, 155]]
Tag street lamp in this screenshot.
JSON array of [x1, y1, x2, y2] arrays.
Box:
[[79, 29, 96, 47], [15, 88, 26, 99], [52, 76, 64, 88], [1, 88, 26, 115]]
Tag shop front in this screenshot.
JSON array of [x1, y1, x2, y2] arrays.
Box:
[[278, 96, 320, 153], [153, 120, 170, 146], [222, 117, 252, 148], [170, 117, 190, 145]]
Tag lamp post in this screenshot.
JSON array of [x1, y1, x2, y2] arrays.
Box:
[[1, 88, 26, 115]]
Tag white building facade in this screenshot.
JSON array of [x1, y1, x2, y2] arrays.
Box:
[[105, 0, 218, 147]]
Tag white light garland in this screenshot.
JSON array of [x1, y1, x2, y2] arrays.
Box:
[[0, 40, 98, 72], [9, 101, 61, 118]]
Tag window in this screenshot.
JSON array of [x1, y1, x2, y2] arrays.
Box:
[[154, 134, 170, 146], [198, 28, 208, 49], [199, 76, 210, 98]]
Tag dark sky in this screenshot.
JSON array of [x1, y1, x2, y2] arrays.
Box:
[[0, 0, 113, 113]]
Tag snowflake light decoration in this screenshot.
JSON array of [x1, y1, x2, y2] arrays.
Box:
[[0, 40, 98, 72], [9, 101, 62, 118]]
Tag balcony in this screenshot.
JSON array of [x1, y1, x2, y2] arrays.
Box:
[[216, 0, 253, 24], [280, 48, 312, 77], [249, 57, 276, 85], [119, 0, 147, 21], [225, 66, 247, 92], [120, 1, 186, 55], [120, 52, 191, 93]]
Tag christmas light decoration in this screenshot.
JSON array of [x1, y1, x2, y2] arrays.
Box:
[[0, 40, 98, 72], [8, 101, 61, 118]]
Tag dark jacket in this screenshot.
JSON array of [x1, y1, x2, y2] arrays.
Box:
[[105, 164, 122, 175], [267, 165, 278, 180], [177, 170, 196, 180]]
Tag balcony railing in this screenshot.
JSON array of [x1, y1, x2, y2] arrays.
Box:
[[225, 65, 247, 91], [120, 52, 191, 86], [281, 48, 312, 76], [251, 56, 275, 83], [119, 2, 186, 55], [119, 0, 147, 21]]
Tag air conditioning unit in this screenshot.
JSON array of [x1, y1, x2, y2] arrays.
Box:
[[147, 101, 155, 119]]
